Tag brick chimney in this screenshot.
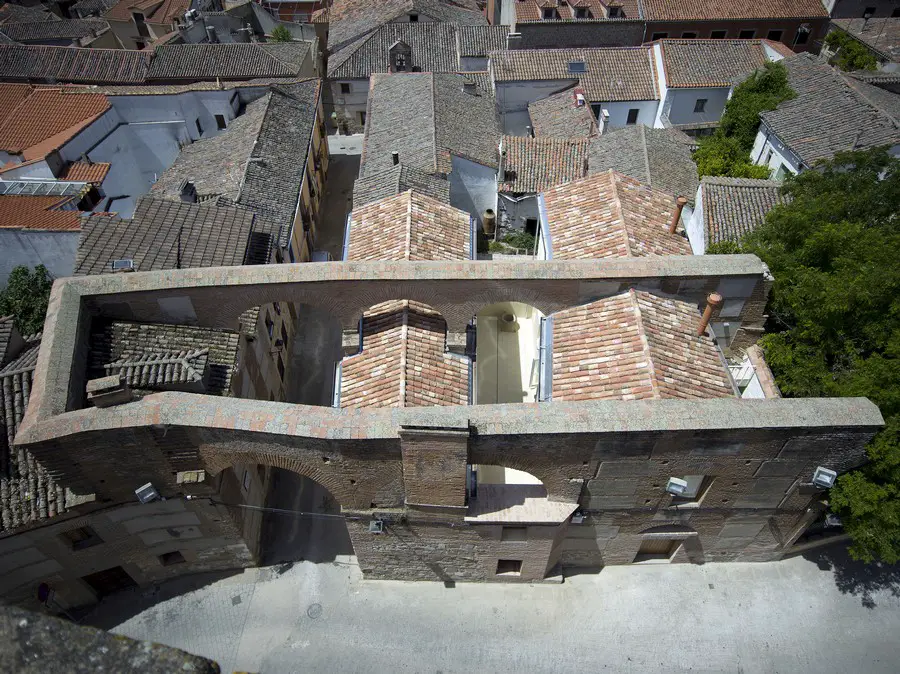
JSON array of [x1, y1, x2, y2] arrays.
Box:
[[697, 293, 723, 337], [668, 196, 688, 234]]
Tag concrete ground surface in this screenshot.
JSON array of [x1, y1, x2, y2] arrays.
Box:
[[314, 133, 363, 260], [82, 543, 900, 674]]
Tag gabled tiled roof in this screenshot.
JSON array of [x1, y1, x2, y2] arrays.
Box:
[[0, 331, 68, 533], [588, 124, 698, 205], [326, 0, 486, 52], [658, 39, 771, 88], [89, 320, 240, 397], [0, 83, 32, 121], [0, 195, 83, 230], [352, 163, 450, 207], [701, 177, 786, 247], [104, 0, 189, 23], [347, 190, 470, 261], [499, 135, 588, 193], [328, 22, 460, 78], [340, 300, 469, 408], [58, 161, 111, 184], [490, 47, 658, 102], [833, 19, 900, 62], [147, 42, 310, 80], [0, 44, 150, 84], [542, 170, 692, 259], [0, 18, 108, 42], [640, 0, 826, 21], [551, 290, 735, 402], [515, 0, 641, 22], [0, 88, 109, 160], [152, 80, 321, 250], [528, 85, 597, 138], [74, 197, 258, 275], [72, 0, 119, 18], [759, 54, 900, 167], [361, 72, 498, 176], [103, 348, 209, 390], [457, 24, 508, 56], [0, 3, 57, 23]]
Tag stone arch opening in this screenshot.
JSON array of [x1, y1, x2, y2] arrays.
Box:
[[474, 301, 546, 404]]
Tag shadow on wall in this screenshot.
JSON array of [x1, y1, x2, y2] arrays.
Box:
[[801, 543, 900, 609]]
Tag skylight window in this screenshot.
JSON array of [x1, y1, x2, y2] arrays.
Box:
[[568, 60, 587, 74]]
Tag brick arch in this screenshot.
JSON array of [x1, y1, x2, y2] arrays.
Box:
[[470, 456, 578, 504]]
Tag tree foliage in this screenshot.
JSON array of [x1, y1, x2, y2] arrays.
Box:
[[270, 25, 292, 42], [825, 30, 878, 72], [741, 148, 900, 562], [694, 61, 795, 179], [0, 265, 53, 335]]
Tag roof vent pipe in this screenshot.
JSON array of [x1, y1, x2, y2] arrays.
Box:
[[698, 292, 723, 337], [391, 151, 399, 166], [463, 82, 476, 95], [668, 196, 688, 234]]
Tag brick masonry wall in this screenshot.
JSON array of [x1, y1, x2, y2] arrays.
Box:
[[512, 21, 645, 49], [645, 19, 829, 53]]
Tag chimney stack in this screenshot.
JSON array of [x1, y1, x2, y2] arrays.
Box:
[[697, 293, 723, 337], [463, 82, 476, 95], [668, 196, 688, 234], [391, 151, 399, 166], [206, 25, 218, 43], [598, 108, 610, 135]]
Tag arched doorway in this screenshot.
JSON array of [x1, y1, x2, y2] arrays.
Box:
[[475, 302, 545, 404]]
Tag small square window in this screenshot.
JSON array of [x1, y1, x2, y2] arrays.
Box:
[[501, 526, 527, 542], [242, 469, 251, 491], [607, 6, 621, 17], [567, 60, 586, 74], [542, 7, 556, 19], [863, 6, 876, 17], [767, 29, 783, 42], [265, 312, 274, 339], [626, 108, 639, 125], [340, 82, 351, 94], [409, 12, 418, 21], [358, 111, 366, 126], [710, 30, 727, 39], [682, 32, 697, 38], [694, 99, 707, 113], [159, 550, 186, 566], [496, 559, 522, 576], [61, 526, 103, 551], [651, 32, 668, 40], [739, 29, 756, 39], [794, 28, 809, 45], [195, 118, 203, 135], [214, 114, 227, 130], [671, 475, 713, 506], [574, 7, 588, 18]]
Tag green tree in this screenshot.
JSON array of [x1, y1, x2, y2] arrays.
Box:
[[825, 31, 878, 72], [0, 265, 53, 334], [741, 148, 900, 562], [270, 25, 292, 43], [706, 240, 745, 255], [694, 61, 795, 178]]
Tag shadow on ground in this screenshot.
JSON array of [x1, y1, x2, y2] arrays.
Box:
[[801, 542, 900, 609], [77, 568, 245, 631]]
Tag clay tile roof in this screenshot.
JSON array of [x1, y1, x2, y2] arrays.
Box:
[[457, 24, 508, 56], [541, 170, 692, 259], [0, 195, 83, 230], [0, 18, 108, 42], [339, 300, 469, 408], [0, 3, 57, 23], [57, 161, 110, 184], [498, 135, 589, 193], [528, 85, 598, 138], [551, 290, 735, 402], [0, 44, 150, 84], [361, 72, 499, 176], [103, 348, 209, 389], [0, 83, 32, 121], [587, 124, 698, 205], [146, 42, 310, 80], [832, 18, 900, 63], [659, 39, 770, 88], [0, 88, 109, 160], [103, 0, 188, 24], [640, 0, 826, 21], [346, 190, 471, 261], [489, 47, 658, 101], [0, 331, 68, 532], [352, 163, 451, 207], [515, 0, 641, 22], [700, 176, 786, 247]]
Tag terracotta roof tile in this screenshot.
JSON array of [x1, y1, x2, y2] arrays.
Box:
[[551, 290, 734, 401], [0, 83, 31, 122], [346, 190, 471, 261], [58, 161, 111, 184], [490, 47, 658, 102], [542, 170, 692, 258], [103, 0, 189, 24], [641, 0, 826, 21], [499, 135, 588, 193], [0, 195, 83, 230], [659, 39, 771, 88], [528, 85, 598, 138], [0, 88, 109, 159]]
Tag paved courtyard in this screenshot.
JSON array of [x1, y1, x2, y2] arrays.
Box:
[[82, 543, 900, 674]]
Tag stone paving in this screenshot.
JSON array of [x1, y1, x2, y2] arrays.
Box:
[[83, 543, 900, 674]]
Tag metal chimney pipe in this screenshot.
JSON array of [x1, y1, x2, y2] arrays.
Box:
[[698, 293, 723, 337], [391, 151, 399, 166], [669, 196, 688, 234]]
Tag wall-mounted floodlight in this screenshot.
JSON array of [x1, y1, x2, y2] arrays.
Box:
[[369, 519, 384, 534], [666, 477, 688, 496], [135, 482, 161, 504], [812, 466, 837, 489]]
